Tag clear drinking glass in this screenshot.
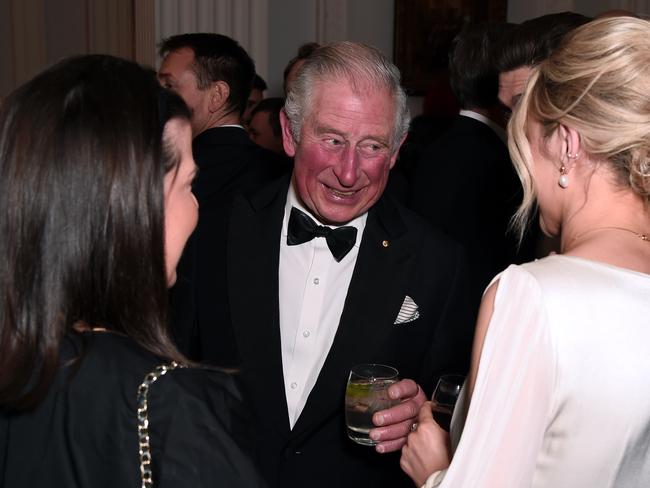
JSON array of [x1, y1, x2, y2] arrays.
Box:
[[345, 364, 400, 446], [431, 374, 465, 431]]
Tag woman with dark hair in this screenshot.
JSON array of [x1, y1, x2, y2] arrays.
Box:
[[0, 55, 263, 487]]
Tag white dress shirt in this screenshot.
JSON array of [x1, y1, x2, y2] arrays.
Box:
[[279, 182, 367, 429]]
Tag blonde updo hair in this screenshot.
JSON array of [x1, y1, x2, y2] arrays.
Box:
[[508, 17, 650, 240]]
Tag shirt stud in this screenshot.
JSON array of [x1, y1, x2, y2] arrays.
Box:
[[381, 240, 390, 248]]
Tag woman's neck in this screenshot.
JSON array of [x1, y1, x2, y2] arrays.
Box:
[[558, 184, 650, 273]]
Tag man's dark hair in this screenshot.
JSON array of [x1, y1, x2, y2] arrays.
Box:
[[0, 55, 189, 410], [253, 73, 267, 91], [495, 12, 591, 72], [158, 33, 256, 117], [448, 22, 513, 109], [251, 97, 284, 138], [282, 42, 320, 92]]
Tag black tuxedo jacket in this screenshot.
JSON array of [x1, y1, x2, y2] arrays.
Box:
[[170, 126, 287, 358], [191, 125, 289, 206], [181, 177, 475, 488], [410, 114, 533, 303]]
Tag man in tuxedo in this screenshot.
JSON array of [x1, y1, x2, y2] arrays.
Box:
[[158, 33, 286, 206], [410, 23, 527, 305], [158, 34, 287, 357], [183, 41, 475, 487]]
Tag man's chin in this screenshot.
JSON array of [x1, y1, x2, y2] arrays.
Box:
[[313, 205, 364, 226]]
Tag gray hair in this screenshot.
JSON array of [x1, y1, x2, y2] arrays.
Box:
[[284, 41, 410, 153]]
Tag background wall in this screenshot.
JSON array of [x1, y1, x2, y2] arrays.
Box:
[[266, 0, 394, 94], [508, 0, 649, 22], [0, 0, 151, 98], [1, 0, 649, 102], [156, 0, 269, 77]]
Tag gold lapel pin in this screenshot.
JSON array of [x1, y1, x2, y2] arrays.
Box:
[[381, 240, 390, 248]]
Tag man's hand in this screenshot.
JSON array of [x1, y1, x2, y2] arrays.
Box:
[[400, 401, 452, 486], [369, 378, 427, 453]]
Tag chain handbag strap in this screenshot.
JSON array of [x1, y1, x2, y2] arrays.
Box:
[[137, 361, 186, 488]]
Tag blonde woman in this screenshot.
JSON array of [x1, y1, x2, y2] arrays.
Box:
[[401, 17, 650, 487]]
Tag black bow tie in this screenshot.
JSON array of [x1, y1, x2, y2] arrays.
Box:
[[287, 207, 358, 262]]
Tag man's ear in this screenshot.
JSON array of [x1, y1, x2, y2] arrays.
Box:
[[279, 109, 297, 157], [208, 81, 230, 113], [389, 133, 408, 170]]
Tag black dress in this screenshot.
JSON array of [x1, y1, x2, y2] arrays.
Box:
[[0, 332, 265, 487]]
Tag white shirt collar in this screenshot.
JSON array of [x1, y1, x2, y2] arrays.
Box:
[[219, 124, 246, 130], [459, 109, 507, 144]]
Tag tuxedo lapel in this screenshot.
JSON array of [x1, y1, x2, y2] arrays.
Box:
[[291, 197, 415, 438], [228, 178, 292, 436]]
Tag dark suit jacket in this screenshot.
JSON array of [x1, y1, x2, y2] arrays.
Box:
[[184, 176, 475, 488], [410, 114, 532, 303], [170, 126, 287, 359], [191, 126, 290, 206]]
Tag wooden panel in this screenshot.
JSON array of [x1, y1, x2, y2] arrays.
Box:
[[135, 0, 156, 67], [10, 0, 47, 88], [394, 0, 507, 95], [88, 0, 134, 58]]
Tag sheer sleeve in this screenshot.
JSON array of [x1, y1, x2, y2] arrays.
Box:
[[424, 265, 556, 487]]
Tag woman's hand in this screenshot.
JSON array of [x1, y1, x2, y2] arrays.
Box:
[[400, 401, 452, 487]]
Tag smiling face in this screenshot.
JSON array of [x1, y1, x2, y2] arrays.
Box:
[[281, 78, 402, 225]]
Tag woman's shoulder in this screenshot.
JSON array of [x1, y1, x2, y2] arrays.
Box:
[[150, 364, 241, 407], [64, 331, 161, 375], [513, 254, 650, 289], [494, 255, 650, 324], [70, 333, 240, 402]]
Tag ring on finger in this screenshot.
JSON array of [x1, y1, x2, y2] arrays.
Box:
[[410, 421, 418, 432]]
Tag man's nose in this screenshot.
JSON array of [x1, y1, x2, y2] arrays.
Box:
[[334, 146, 360, 187]]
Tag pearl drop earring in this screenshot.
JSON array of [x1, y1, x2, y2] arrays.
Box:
[[558, 165, 569, 188]]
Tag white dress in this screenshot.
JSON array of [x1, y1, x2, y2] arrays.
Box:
[[425, 255, 650, 487]]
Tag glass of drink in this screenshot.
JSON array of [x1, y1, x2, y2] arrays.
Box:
[[431, 374, 465, 431], [345, 364, 399, 446]]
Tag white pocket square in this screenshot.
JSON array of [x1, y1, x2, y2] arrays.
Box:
[[394, 295, 420, 324]]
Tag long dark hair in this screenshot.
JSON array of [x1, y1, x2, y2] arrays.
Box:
[[0, 55, 190, 410]]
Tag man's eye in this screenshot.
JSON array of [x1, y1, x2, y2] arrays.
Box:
[[360, 142, 385, 154], [325, 138, 342, 146]]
